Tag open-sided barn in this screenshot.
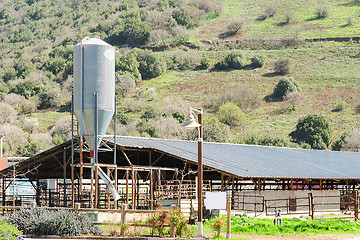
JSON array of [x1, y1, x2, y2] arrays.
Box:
[[1, 136, 359, 215]]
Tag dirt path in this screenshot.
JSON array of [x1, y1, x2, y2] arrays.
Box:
[[229, 234, 360, 240]]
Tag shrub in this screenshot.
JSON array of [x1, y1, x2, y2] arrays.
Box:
[[50, 116, 72, 141], [134, 49, 167, 79], [206, 86, 262, 113], [289, 114, 332, 150], [284, 91, 305, 110], [0, 124, 28, 157], [215, 51, 246, 70], [225, 51, 246, 69], [172, 8, 192, 28], [316, 6, 329, 19], [199, 56, 210, 69], [4, 207, 101, 236], [260, 5, 277, 19], [38, 85, 63, 108], [115, 72, 136, 97], [332, 132, 349, 151], [250, 55, 265, 68], [148, 211, 169, 236], [333, 102, 346, 112], [0, 221, 22, 240], [30, 132, 53, 151], [168, 51, 200, 70], [203, 119, 230, 143], [20, 116, 38, 133], [237, 134, 299, 148], [0, 102, 17, 124], [123, 19, 152, 46], [148, 116, 184, 139], [11, 79, 45, 99], [342, 130, 360, 152], [210, 217, 224, 236], [172, 110, 185, 123], [169, 209, 188, 237], [142, 106, 160, 120], [274, 58, 291, 75], [117, 110, 131, 125], [217, 102, 246, 127], [227, 20, 243, 35], [284, 12, 294, 24], [3, 93, 27, 109], [273, 77, 301, 99], [346, 17, 353, 26], [116, 52, 141, 83], [136, 120, 158, 137]]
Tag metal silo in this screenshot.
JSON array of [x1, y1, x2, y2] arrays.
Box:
[[73, 36, 115, 150], [73, 36, 119, 201]]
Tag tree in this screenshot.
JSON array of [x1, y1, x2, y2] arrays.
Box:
[[289, 114, 332, 150], [172, 8, 192, 28], [274, 58, 291, 75], [227, 20, 243, 35], [217, 102, 246, 127], [273, 77, 301, 99], [134, 49, 167, 79]]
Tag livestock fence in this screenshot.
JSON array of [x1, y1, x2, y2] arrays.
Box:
[[232, 190, 359, 220]]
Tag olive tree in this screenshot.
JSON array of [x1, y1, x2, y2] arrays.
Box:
[[289, 114, 332, 150]]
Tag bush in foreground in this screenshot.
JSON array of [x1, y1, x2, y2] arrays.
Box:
[[3, 207, 101, 236], [0, 221, 22, 240]]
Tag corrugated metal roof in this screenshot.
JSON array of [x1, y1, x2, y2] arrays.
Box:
[[106, 136, 360, 180]]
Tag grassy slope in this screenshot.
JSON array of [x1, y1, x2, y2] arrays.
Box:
[[141, 0, 360, 142], [195, 0, 360, 42], [32, 0, 360, 143], [143, 43, 360, 140]]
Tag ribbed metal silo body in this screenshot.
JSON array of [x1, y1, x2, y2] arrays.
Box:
[[73, 36, 120, 201], [73, 36, 115, 149]]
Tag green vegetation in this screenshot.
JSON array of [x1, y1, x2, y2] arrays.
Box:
[[0, 221, 22, 240], [205, 217, 360, 235], [0, 0, 360, 156], [273, 77, 301, 99], [290, 114, 332, 150], [3, 207, 101, 236]]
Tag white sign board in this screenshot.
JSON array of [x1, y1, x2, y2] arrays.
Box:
[[205, 192, 227, 210]]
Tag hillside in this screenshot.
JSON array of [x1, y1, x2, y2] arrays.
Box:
[[0, 0, 359, 156]]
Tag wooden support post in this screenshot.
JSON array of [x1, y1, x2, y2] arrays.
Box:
[[231, 177, 235, 206], [170, 205, 176, 237], [355, 190, 359, 221], [132, 169, 135, 209], [120, 204, 127, 236], [36, 179, 40, 207], [221, 174, 224, 191], [126, 170, 129, 205], [320, 180, 323, 190], [308, 193, 314, 220], [150, 169, 154, 210], [226, 195, 231, 239], [71, 165, 75, 208], [95, 165, 99, 208], [90, 167, 94, 209]]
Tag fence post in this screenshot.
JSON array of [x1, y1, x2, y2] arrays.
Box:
[[74, 202, 81, 212], [308, 193, 314, 220], [355, 191, 359, 221], [170, 204, 176, 238], [226, 195, 231, 239], [120, 204, 127, 236]]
